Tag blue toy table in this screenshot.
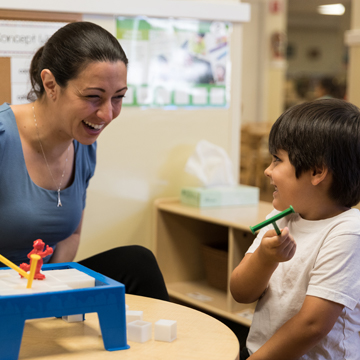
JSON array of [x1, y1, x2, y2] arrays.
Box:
[[0, 262, 129, 360]]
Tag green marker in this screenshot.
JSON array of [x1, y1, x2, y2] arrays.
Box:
[[250, 206, 295, 235]]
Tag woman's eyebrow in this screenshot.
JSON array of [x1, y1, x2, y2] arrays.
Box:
[[83, 86, 128, 93]]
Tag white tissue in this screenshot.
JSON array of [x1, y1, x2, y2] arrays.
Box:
[[185, 140, 236, 187]]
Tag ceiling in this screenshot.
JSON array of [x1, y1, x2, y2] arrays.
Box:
[[288, 0, 351, 14], [287, 0, 351, 29]]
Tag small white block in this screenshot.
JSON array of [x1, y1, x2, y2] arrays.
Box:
[[127, 320, 152, 343], [62, 314, 85, 322], [126, 310, 143, 324], [154, 319, 177, 342], [126, 304, 129, 310]]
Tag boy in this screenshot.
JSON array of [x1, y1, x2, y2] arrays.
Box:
[[231, 99, 360, 360]]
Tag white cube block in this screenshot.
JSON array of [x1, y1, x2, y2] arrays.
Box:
[[154, 319, 177, 342], [127, 320, 152, 343], [62, 314, 85, 322], [126, 310, 143, 324]]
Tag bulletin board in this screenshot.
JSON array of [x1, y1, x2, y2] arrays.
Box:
[[0, 10, 81, 105]]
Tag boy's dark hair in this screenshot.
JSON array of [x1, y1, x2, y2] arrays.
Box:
[[28, 21, 128, 101], [269, 99, 360, 207]]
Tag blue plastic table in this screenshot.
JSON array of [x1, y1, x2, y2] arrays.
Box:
[[0, 262, 129, 360]]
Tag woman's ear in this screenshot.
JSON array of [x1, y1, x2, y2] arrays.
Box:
[[40, 69, 57, 100], [311, 166, 329, 186]]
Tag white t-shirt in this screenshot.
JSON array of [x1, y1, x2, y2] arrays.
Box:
[[246, 208, 360, 360]]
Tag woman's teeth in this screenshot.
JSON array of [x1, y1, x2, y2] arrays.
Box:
[[83, 120, 103, 130]]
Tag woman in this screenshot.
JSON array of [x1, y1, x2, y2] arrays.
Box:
[[0, 21, 168, 301]]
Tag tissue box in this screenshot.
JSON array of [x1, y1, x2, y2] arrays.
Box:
[[180, 185, 259, 208]]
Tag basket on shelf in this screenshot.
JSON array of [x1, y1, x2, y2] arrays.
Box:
[[201, 243, 228, 292]]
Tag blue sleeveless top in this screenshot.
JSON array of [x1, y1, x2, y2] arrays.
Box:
[[0, 103, 96, 265]]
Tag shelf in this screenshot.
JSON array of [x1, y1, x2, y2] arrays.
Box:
[[154, 198, 274, 231], [153, 198, 273, 327], [167, 281, 255, 327]]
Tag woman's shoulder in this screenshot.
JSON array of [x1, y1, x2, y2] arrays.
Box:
[[0, 102, 10, 111], [0, 103, 16, 135], [0, 103, 13, 120]]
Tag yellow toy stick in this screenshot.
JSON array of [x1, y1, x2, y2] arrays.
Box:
[[0, 254, 29, 279], [26, 254, 41, 289]]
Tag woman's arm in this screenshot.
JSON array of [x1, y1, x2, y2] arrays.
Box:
[[248, 295, 344, 360], [48, 211, 84, 263], [230, 227, 296, 303]]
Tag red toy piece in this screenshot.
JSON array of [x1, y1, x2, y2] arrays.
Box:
[[20, 239, 53, 280]]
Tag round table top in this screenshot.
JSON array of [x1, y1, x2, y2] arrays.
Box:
[[19, 294, 240, 360]]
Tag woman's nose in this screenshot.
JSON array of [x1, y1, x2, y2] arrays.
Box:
[[97, 101, 113, 122]]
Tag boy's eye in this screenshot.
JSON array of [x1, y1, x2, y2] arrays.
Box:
[[272, 155, 281, 162]]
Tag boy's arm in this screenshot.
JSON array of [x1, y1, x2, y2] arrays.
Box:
[[249, 295, 344, 360], [230, 227, 296, 303]]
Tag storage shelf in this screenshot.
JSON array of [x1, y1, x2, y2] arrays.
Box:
[[153, 198, 273, 327], [167, 280, 255, 327]]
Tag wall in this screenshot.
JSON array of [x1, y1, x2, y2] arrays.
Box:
[[287, 17, 350, 78], [79, 11, 244, 260], [0, 1, 249, 260], [287, 2, 350, 80], [241, 0, 287, 124], [346, 0, 360, 107]]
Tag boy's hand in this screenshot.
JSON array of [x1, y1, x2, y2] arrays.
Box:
[[258, 227, 296, 264]]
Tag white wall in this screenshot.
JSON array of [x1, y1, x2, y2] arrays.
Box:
[[78, 12, 244, 260], [241, 0, 288, 124], [0, 1, 249, 260], [287, 28, 347, 77], [287, 4, 351, 78]]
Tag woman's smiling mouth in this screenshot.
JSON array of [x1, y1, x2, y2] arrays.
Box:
[[82, 120, 104, 130]]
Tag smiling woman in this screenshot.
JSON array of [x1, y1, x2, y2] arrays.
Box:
[[0, 21, 169, 301]]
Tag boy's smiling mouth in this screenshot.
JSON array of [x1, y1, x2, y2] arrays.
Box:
[[272, 184, 278, 195]]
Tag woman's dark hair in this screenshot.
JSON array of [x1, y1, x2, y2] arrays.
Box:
[[28, 21, 128, 100], [269, 99, 360, 207]]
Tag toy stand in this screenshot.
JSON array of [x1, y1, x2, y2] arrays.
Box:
[[0, 262, 129, 360]]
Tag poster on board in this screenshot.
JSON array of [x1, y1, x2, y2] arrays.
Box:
[[0, 20, 67, 104], [116, 16, 232, 108]]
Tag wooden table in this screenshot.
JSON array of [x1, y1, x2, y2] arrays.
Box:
[[19, 294, 240, 360]]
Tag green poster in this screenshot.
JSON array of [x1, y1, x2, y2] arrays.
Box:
[[116, 16, 232, 108]]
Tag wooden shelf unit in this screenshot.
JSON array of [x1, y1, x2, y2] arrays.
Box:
[[153, 197, 274, 326]]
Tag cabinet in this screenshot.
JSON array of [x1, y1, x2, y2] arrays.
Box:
[[153, 197, 274, 326]]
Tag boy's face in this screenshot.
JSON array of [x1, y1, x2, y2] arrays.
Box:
[[264, 149, 313, 214]]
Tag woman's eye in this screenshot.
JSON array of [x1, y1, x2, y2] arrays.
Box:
[[113, 94, 125, 100]]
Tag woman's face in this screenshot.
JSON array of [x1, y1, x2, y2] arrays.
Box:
[[55, 61, 127, 145]]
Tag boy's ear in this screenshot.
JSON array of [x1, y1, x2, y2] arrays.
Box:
[[311, 166, 329, 186], [40, 69, 57, 100]]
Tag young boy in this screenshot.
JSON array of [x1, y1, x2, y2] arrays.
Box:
[[231, 99, 360, 360]]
